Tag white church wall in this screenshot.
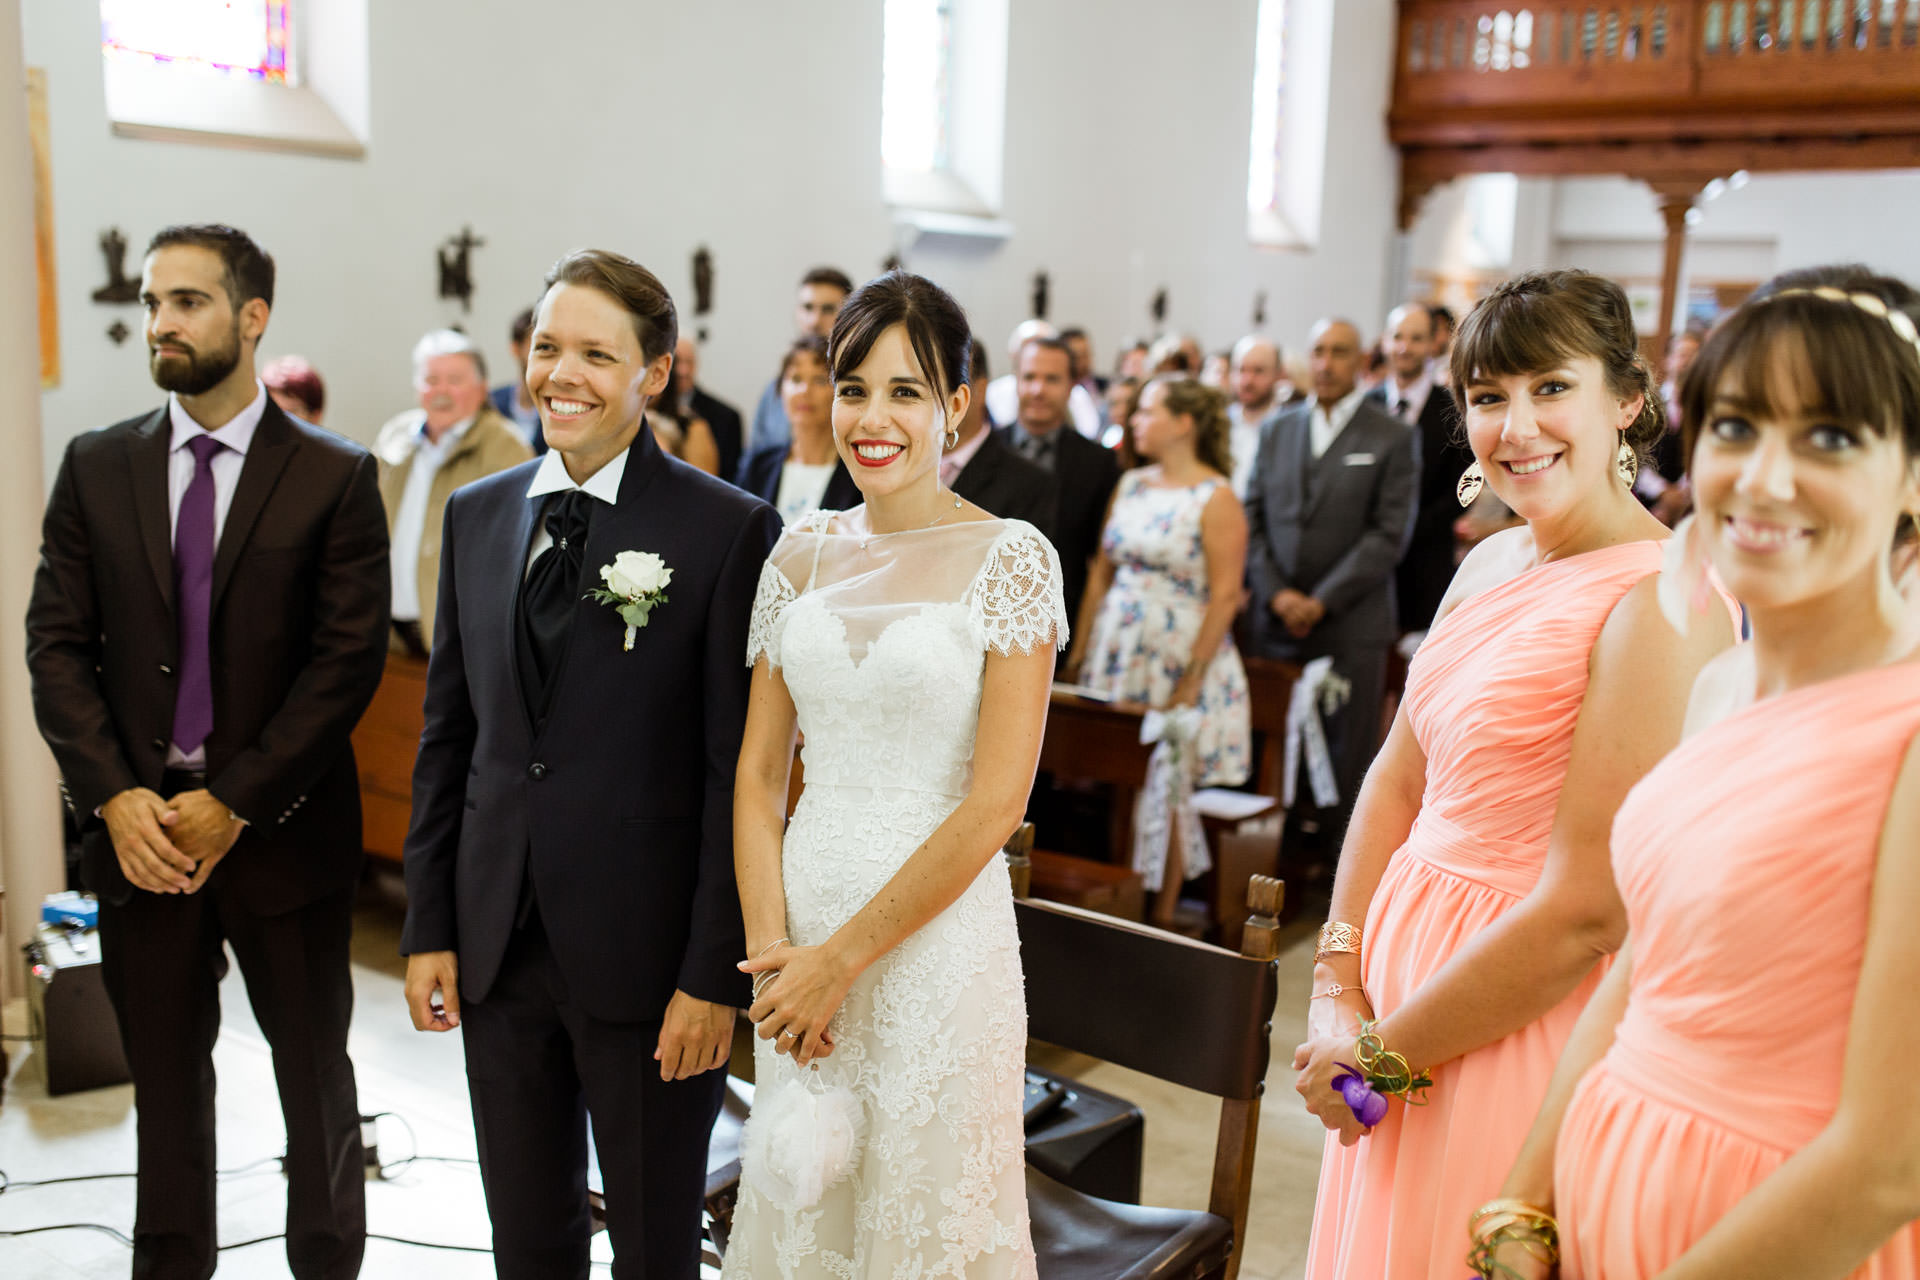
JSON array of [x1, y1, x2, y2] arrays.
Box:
[[23, 0, 1399, 473]]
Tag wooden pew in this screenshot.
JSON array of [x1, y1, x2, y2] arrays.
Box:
[[350, 654, 429, 863], [1037, 687, 1152, 865]]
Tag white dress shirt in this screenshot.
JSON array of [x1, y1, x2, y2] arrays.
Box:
[[390, 414, 476, 622], [1385, 369, 1434, 424], [166, 381, 268, 765], [524, 446, 628, 576], [1226, 400, 1275, 499], [1308, 386, 1368, 460]]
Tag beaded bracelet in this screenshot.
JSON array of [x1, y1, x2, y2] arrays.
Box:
[[1466, 1197, 1560, 1279]]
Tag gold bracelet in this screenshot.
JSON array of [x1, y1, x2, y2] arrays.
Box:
[[1316, 921, 1362, 959], [1467, 1198, 1560, 1278]]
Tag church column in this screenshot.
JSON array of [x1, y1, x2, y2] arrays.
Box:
[[1649, 180, 1704, 348], [1, 0, 65, 1001]]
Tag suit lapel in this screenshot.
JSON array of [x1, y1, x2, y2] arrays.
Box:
[[210, 404, 297, 613], [1305, 407, 1373, 520], [1281, 409, 1312, 514], [128, 409, 176, 612], [506, 474, 543, 735]]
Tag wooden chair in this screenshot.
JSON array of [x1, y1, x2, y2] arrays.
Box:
[[348, 653, 430, 863], [1017, 874, 1284, 1280]]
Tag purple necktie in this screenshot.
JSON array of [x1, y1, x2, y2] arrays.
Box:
[[172, 434, 224, 755]]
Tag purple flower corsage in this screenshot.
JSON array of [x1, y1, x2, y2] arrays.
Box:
[[1332, 1067, 1389, 1127]]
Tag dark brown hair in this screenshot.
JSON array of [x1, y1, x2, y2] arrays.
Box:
[[542, 249, 676, 362], [1679, 264, 1920, 463], [778, 334, 830, 385], [1017, 335, 1074, 373], [801, 266, 854, 295], [1149, 376, 1234, 478], [148, 224, 275, 309], [970, 336, 990, 384], [1449, 269, 1662, 462], [828, 271, 972, 402]]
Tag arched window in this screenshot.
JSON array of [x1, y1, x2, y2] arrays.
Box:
[[1247, 0, 1333, 249], [98, 0, 366, 158], [882, 0, 1010, 233]]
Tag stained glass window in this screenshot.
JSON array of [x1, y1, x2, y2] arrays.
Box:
[[882, 0, 954, 175], [100, 0, 292, 85], [1247, 0, 1289, 214]]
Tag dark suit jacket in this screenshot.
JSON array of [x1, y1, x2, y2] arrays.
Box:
[[998, 424, 1118, 623], [27, 401, 391, 913], [951, 429, 1057, 545], [733, 442, 863, 514], [400, 427, 780, 1023], [1244, 397, 1419, 660], [1369, 385, 1473, 631], [691, 387, 744, 489], [489, 384, 547, 454]]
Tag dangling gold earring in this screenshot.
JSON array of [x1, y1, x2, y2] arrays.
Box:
[[945, 426, 959, 449], [1456, 460, 1484, 507], [1616, 436, 1639, 488]]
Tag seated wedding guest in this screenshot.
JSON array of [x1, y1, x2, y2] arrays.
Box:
[[375, 329, 531, 653], [262, 353, 325, 424], [27, 222, 389, 1280], [736, 335, 858, 523], [1067, 376, 1251, 927], [1290, 271, 1735, 1280], [646, 384, 722, 475], [946, 336, 1056, 538], [749, 266, 852, 454], [489, 306, 545, 450], [986, 318, 1102, 438], [1474, 265, 1920, 1280], [674, 332, 743, 481], [1228, 335, 1285, 499], [1002, 334, 1120, 621]]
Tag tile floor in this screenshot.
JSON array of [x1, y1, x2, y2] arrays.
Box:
[[1, 870, 1326, 1279]]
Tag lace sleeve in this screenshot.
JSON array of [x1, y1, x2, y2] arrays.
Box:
[[745, 556, 798, 668], [969, 526, 1070, 656]]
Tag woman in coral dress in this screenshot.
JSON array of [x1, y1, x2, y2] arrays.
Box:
[[1068, 376, 1251, 924], [1291, 271, 1736, 1280], [1478, 267, 1920, 1279]]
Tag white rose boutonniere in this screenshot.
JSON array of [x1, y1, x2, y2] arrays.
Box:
[[588, 550, 673, 651]]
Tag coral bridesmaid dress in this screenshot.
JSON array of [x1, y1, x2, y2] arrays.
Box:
[[1306, 540, 1663, 1280], [1556, 661, 1920, 1279]]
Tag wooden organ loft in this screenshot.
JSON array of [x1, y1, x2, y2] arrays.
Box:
[[1389, 1, 1920, 337]]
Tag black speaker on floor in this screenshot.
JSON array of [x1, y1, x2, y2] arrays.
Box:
[[22, 924, 130, 1096]]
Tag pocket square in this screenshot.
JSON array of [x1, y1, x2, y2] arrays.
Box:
[[1343, 453, 1376, 466]]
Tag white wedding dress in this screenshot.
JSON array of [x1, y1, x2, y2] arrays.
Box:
[[721, 508, 1065, 1280]]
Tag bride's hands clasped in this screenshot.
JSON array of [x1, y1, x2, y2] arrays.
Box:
[[740, 942, 853, 1068]]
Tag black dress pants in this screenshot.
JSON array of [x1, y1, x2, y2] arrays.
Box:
[[461, 912, 726, 1280], [96, 867, 364, 1280]]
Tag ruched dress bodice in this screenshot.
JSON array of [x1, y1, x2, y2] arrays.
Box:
[[1308, 539, 1664, 1280], [1557, 661, 1920, 1279]]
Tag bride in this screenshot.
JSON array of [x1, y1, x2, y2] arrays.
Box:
[[725, 271, 1062, 1278]]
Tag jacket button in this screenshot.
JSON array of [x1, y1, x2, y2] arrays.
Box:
[[528, 763, 547, 781], [158, 663, 172, 676], [150, 738, 166, 751]]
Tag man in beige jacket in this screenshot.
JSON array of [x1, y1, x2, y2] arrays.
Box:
[[376, 330, 532, 653]]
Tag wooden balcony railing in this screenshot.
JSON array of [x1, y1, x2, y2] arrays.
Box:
[[1393, 1, 1920, 143]]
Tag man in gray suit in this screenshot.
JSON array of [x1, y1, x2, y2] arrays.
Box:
[[1244, 318, 1418, 856]]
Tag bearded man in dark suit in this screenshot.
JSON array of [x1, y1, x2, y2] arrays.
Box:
[[28, 224, 390, 1280]]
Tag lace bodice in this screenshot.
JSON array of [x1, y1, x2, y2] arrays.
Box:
[[746, 511, 1067, 798]]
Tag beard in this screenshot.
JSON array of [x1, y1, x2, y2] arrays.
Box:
[[150, 329, 242, 396]]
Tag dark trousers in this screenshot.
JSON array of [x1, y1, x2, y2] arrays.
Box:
[[461, 913, 726, 1280], [96, 832, 364, 1280]]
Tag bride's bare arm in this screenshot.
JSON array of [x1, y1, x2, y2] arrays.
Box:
[[742, 640, 1054, 1064], [734, 658, 799, 957]]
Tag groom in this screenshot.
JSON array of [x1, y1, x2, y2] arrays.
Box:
[[400, 249, 780, 1278]]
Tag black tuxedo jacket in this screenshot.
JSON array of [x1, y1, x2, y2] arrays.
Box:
[[1369, 385, 1473, 631], [952, 429, 1057, 546], [999, 424, 1119, 622], [733, 442, 863, 513], [691, 386, 744, 488], [27, 401, 391, 913], [400, 428, 781, 1023]]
